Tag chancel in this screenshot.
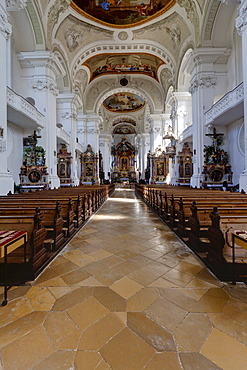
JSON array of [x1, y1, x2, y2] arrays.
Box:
[[1, 0, 247, 368]]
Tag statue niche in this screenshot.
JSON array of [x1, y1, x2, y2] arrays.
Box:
[[202, 127, 232, 186]]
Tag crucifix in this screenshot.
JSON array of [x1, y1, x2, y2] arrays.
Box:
[[206, 127, 223, 152], [27, 130, 42, 165]]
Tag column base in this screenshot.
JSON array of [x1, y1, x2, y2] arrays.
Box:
[[48, 175, 60, 189], [0, 173, 14, 195], [171, 177, 178, 186], [239, 172, 247, 193], [72, 177, 80, 186], [190, 174, 203, 188]]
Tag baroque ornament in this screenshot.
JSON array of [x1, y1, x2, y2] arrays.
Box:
[[236, 2, 247, 35], [0, 5, 12, 38], [65, 26, 84, 52], [32, 79, 59, 96], [6, 0, 27, 11], [189, 76, 217, 94]]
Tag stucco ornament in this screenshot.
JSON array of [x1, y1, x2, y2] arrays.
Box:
[[65, 26, 84, 52], [165, 22, 181, 49], [6, 0, 27, 11], [0, 5, 12, 38]]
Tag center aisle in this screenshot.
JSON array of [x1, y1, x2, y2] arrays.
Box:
[[1, 189, 247, 369]]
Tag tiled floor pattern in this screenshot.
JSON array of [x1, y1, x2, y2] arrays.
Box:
[[1, 189, 247, 369]]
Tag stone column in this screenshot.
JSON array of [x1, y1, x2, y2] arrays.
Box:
[[57, 93, 82, 186], [139, 133, 149, 179], [237, 0, 247, 191], [0, 2, 14, 194], [86, 113, 102, 183], [18, 51, 66, 188], [148, 114, 163, 154], [99, 134, 112, 181], [186, 48, 230, 188]]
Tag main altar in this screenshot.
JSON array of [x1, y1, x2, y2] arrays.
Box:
[[111, 137, 137, 183]]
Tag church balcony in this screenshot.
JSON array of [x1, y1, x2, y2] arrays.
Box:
[[75, 142, 84, 154], [179, 123, 193, 143], [7, 87, 45, 129], [56, 126, 70, 145], [205, 82, 244, 126]]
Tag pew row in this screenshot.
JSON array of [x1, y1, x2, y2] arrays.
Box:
[[0, 185, 115, 284], [135, 184, 247, 282]]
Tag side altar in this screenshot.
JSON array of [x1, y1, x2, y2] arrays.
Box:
[[80, 144, 99, 185], [202, 127, 232, 187], [19, 131, 49, 190], [57, 144, 72, 186]]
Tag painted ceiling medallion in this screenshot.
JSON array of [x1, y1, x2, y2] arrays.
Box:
[[103, 92, 145, 112], [113, 124, 136, 135], [71, 0, 176, 28]]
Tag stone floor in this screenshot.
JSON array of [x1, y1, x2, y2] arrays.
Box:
[[1, 189, 247, 370]]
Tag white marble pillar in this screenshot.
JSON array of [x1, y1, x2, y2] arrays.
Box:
[[148, 114, 163, 154], [0, 2, 14, 194], [186, 48, 229, 188], [85, 113, 101, 183], [18, 51, 66, 188], [237, 0, 247, 191], [57, 93, 82, 186], [99, 134, 112, 181]]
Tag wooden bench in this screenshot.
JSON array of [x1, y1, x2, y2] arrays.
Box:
[[207, 208, 247, 282], [0, 208, 47, 281]]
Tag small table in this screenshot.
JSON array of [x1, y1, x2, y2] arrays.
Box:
[[0, 230, 28, 306]]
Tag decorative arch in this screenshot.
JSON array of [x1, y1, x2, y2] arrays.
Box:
[[70, 42, 176, 83], [177, 46, 194, 91], [52, 49, 71, 91]]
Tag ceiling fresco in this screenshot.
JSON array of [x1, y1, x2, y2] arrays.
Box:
[[84, 53, 163, 81], [112, 118, 137, 126], [71, 0, 176, 27], [103, 92, 145, 112], [113, 124, 137, 135]]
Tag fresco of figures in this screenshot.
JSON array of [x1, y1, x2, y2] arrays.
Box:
[[84, 54, 163, 81], [72, 0, 175, 26], [103, 92, 145, 112]]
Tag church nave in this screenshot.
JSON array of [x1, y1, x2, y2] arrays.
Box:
[[0, 189, 247, 370]]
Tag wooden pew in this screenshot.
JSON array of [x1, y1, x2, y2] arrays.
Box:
[[0, 208, 47, 281], [207, 208, 247, 282]]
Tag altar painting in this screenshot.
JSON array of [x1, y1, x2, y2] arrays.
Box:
[[103, 93, 144, 112], [71, 0, 175, 27]]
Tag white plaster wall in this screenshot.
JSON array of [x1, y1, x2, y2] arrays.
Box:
[[7, 122, 23, 186], [227, 119, 245, 186], [227, 30, 243, 91], [12, 51, 24, 96]]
